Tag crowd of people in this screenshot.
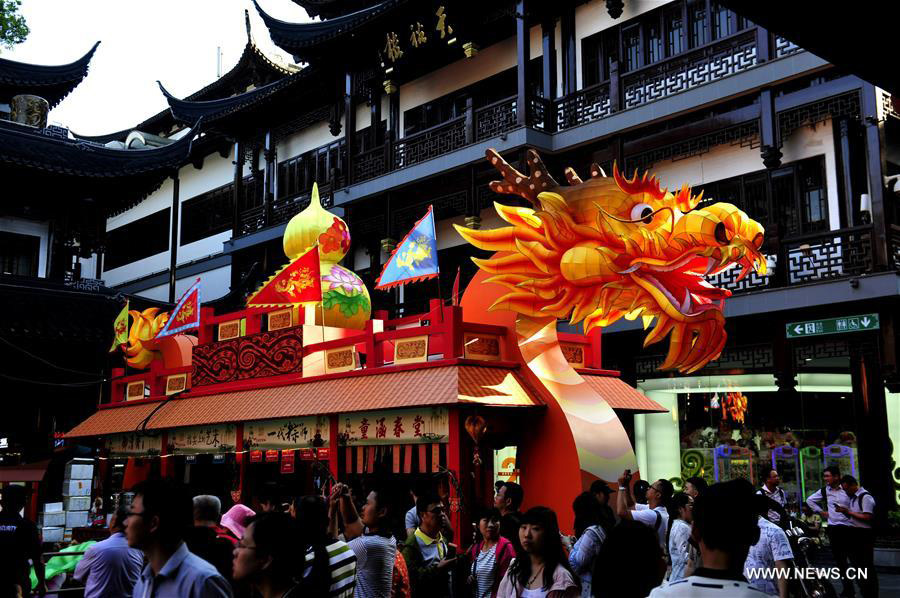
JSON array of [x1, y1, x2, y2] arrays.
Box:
[[0, 463, 880, 598]]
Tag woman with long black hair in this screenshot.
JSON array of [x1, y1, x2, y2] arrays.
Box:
[[496, 506, 579, 598], [666, 492, 695, 582]]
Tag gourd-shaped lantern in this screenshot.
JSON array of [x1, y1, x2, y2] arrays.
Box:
[[282, 184, 372, 329]]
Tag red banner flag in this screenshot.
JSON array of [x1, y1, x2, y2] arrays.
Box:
[[247, 246, 322, 307]]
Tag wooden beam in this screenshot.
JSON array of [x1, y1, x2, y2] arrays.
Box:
[[516, 0, 530, 126]]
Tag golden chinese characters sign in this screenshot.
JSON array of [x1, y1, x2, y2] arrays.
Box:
[[106, 433, 162, 457], [339, 407, 448, 445], [244, 416, 330, 450], [169, 424, 236, 454]]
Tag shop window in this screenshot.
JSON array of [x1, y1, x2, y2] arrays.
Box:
[[622, 25, 641, 72], [666, 7, 685, 57], [689, 1, 709, 48], [105, 209, 170, 271], [0, 231, 40, 277], [645, 18, 663, 64]]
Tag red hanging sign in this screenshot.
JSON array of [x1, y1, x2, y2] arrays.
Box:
[[250, 450, 263, 463], [265, 449, 279, 462], [280, 450, 295, 474], [317, 447, 330, 460], [299, 448, 315, 460]]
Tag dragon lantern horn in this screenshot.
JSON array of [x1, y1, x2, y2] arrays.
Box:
[[487, 148, 559, 207], [612, 162, 668, 201]]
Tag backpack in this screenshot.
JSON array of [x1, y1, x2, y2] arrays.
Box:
[[851, 491, 871, 511], [814, 487, 828, 512]]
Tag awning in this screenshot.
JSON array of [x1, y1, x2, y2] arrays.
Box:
[[0, 459, 50, 483], [581, 375, 668, 413], [66, 364, 543, 438]]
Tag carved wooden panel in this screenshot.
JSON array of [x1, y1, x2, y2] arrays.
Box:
[[267, 309, 293, 331], [126, 380, 146, 401], [192, 327, 304, 386], [165, 373, 188, 395], [560, 343, 585, 368], [325, 346, 359, 374], [394, 335, 429, 365], [218, 319, 242, 341], [463, 333, 501, 361]]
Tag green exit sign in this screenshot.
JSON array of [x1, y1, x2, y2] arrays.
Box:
[[786, 314, 880, 338]]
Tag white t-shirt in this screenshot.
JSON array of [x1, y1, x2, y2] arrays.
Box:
[[347, 534, 396, 598], [648, 574, 766, 597], [520, 588, 549, 598], [632, 503, 669, 548], [847, 487, 875, 529]]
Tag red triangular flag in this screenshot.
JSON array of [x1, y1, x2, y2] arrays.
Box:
[[247, 246, 322, 307], [451, 266, 461, 306]]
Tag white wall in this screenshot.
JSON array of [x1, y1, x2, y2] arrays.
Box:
[[0, 217, 49, 277], [650, 120, 842, 230], [129, 264, 232, 303], [278, 120, 340, 162]]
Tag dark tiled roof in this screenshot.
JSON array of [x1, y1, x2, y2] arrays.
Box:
[[254, 0, 405, 59], [0, 42, 100, 108], [0, 119, 197, 177], [159, 68, 313, 124], [291, 0, 381, 19], [76, 42, 291, 144]]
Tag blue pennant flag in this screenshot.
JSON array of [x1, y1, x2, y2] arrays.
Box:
[[376, 206, 439, 290], [155, 278, 202, 338]]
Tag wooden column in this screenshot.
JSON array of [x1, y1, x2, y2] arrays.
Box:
[[263, 131, 275, 217], [168, 172, 180, 304], [386, 86, 400, 170], [834, 117, 856, 227], [232, 141, 244, 237], [447, 408, 462, 541], [345, 72, 356, 182], [515, 0, 530, 126], [759, 88, 782, 169], [560, 6, 577, 95], [369, 84, 381, 148], [861, 83, 889, 267], [541, 18, 557, 132]]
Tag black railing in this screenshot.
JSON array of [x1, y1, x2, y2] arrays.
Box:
[[707, 225, 883, 295], [475, 96, 517, 141], [393, 115, 468, 169]]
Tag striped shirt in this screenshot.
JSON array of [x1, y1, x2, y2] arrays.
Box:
[[473, 546, 497, 598], [304, 539, 358, 598], [348, 534, 396, 598]]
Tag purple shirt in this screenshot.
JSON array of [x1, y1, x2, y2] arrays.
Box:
[[73, 532, 144, 598], [133, 541, 232, 598]]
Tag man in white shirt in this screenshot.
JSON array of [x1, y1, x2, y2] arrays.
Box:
[[757, 469, 787, 525], [806, 466, 853, 598], [74, 505, 144, 598], [743, 496, 793, 598], [649, 479, 762, 597], [837, 475, 877, 598], [615, 470, 672, 549]]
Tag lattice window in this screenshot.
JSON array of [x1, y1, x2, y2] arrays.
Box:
[[392, 118, 467, 169], [475, 97, 517, 141], [555, 83, 612, 131], [778, 91, 860, 141]]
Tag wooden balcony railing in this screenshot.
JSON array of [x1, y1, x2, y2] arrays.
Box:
[[707, 224, 884, 295], [231, 26, 810, 238]]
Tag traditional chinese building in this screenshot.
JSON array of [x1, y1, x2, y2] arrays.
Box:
[[14, 0, 899, 526]]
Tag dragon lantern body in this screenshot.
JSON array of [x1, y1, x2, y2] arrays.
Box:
[[455, 149, 765, 495]]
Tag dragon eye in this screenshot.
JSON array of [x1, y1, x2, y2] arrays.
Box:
[[630, 203, 654, 224], [714, 222, 732, 245]]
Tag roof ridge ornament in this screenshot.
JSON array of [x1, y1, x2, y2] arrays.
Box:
[[245, 9, 253, 44]]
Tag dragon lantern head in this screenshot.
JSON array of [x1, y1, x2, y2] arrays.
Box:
[[455, 149, 766, 373], [125, 307, 169, 369]]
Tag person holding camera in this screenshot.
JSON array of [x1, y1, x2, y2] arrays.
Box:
[[328, 482, 396, 598], [400, 492, 456, 598], [615, 470, 673, 551]]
